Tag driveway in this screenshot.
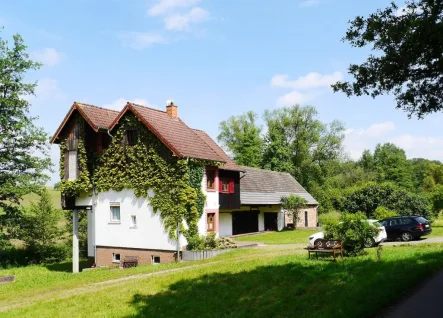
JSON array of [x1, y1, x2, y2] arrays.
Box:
[[380, 236, 443, 246]]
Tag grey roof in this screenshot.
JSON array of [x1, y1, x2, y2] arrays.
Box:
[[239, 166, 318, 205]]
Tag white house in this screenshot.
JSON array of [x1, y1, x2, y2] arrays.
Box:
[[51, 101, 318, 272]]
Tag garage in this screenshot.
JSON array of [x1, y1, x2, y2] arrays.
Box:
[[232, 211, 259, 235], [264, 212, 278, 231]]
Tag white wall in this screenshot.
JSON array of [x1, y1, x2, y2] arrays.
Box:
[[90, 189, 205, 251], [219, 213, 232, 237]]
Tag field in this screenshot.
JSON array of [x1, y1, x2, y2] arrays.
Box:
[[1, 244, 443, 317], [21, 187, 60, 207]]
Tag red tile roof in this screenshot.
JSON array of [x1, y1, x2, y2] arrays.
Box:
[[52, 101, 244, 169], [50, 102, 120, 143], [109, 103, 226, 163], [193, 129, 245, 172]]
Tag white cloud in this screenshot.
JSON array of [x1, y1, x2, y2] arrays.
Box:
[[277, 91, 312, 106], [344, 122, 396, 159], [103, 97, 154, 111], [31, 48, 63, 67], [148, 0, 200, 16], [271, 71, 343, 90], [164, 7, 209, 31], [31, 78, 65, 101], [299, 0, 320, 7], [119, 32, 166, 50], [389, 135, 443, 160]]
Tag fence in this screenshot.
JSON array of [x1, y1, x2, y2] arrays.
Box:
[[181, 248, 233, 261]]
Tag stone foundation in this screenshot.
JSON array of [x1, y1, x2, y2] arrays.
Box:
[[95, 246, 176, 267]]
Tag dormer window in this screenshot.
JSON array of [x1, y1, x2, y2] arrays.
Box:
[[124, 127, 139, 146]]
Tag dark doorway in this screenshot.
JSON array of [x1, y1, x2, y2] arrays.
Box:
[[232, 211, 259, 235], [264, 212, 278, 231]]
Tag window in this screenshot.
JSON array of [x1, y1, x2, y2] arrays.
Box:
[[401, 218, 413, 225], [206, 170, 215, 190], [110, 203, 121, 223], [304, 211, 308, 227], [131, 215, 137, 228], [67, 150, 78, 180], [220, 179, 234, 194], [152, 256, 160, 264], [125, 128, 138, 146], [112, 253, 120, 263], [207, 213, 215, 232]]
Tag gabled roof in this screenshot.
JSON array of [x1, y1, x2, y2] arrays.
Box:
[[193, 129, 245, 172], [239, 166, 318, 205], [50, 102, 120, 143], [108, 102, 225, 162]]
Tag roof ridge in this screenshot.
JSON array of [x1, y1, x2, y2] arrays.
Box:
[[129, 102, 166, 114], [75, 101, 121, 113], [240, 165, 292, 175]]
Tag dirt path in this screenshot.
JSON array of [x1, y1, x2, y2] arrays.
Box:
[[0, 248, 301, 313]]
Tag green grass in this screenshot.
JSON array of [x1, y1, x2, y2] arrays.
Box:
[[2, 244, 443, 317], [21, 187, 60, 208], [235, 229, 318, 245]]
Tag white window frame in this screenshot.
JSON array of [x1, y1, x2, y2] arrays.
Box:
[[130, 215, 137, 229], [112, 253, 120, 263], [110, 203, 121, 223]]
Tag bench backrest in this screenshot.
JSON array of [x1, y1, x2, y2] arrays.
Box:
[[314, 239, 342, 249], [123, 256, 139, 262]]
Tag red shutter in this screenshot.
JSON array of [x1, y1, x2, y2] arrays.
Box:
[[229, 179, 234, 194], [219, 179, 223, 192]]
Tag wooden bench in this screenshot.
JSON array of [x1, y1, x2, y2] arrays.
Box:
[[305, 239, 343, 260], [121, 256, 139, 268]]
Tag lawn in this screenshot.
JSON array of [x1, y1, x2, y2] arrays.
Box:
[[1, 244, 443, 317], [234, 229, 318, 245]]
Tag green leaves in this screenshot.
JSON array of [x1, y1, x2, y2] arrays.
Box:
[[0, 29, 51, 234], [280, 194, 307, 228], [332, 0, 443, 118]]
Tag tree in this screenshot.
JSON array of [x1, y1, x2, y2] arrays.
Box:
[[262, 105, 345, 189], [0, 30, 52, 241], [217, 111, 263, 167], [19, 189, 67, 263], [332, 0, 443, 118], [280, 194, 307, 229], [372, 143, 414, 189]]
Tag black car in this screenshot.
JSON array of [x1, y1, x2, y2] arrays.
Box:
[[379, 216, 432, 242]]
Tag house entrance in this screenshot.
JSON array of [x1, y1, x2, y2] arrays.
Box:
[[232, 211, 259, 235]]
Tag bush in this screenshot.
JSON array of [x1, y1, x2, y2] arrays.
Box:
[[186, 233, 237, 251], [0, 245, 68, 268], [318, 211, 340, 226], [324, 212, 378, 256], [373, 206, 397, 220]]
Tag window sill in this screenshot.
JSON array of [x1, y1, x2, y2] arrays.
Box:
[[108, 221, 121, 225], [206, 188, 217, 192], [112, 261, 120, 264], [129, 226, 137, 229]]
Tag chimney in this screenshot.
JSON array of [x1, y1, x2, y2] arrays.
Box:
[[166, 99, 178, 119]]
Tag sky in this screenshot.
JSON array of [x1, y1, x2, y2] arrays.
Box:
[[2, 0, 443, 185]]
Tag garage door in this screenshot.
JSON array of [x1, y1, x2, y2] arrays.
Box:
[[232, 211, 259, 235]]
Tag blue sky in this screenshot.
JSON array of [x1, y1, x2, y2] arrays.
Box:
[[2, 0, 443, 185]]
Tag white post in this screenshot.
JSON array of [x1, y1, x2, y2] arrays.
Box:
[[73, 209, 79, 273], [176, 221, 180, 262]]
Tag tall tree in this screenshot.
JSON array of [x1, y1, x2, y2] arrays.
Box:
[[332, 0, 443, 118], [0, 30, 51, 242], [217, 111, 263, 167], [262, 105, 345, 189], [373, 143, 414, 189]]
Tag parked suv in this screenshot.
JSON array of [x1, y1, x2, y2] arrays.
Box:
[[379, 216, 432, 242]]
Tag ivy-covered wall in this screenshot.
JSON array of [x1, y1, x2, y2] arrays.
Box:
[[93, 113, 208, 240]]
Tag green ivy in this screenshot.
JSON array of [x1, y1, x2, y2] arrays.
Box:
[[93, 114, 211, 240], [60, 137, 93, 197]]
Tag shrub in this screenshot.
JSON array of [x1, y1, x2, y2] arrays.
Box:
[[373, 206, 397, 220], [324, 212, 378, 256], [186, 233, 237, 251], [318, 211, 340, 226]]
